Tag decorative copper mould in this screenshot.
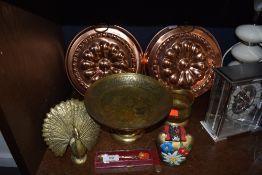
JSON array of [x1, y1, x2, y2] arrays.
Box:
[[144, 26, 222, 97], [65, 25, 143, 95]]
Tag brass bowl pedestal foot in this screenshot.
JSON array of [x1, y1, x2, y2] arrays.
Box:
[[111, 129, 145, 144]]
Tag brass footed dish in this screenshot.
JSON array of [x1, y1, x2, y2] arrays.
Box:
[[84, 73, 173, 143]]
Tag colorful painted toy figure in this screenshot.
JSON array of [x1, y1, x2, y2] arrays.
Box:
[[157, 123, 193, 166]]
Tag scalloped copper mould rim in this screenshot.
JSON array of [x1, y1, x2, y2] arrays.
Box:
[[144, 25, 222, 97], [65, 25, 143, 96]]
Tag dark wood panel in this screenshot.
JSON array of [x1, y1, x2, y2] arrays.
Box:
[[0, 1, 72, 175], [36, 92, 262, 175]]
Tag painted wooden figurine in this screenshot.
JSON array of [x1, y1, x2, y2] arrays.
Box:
[[157, 123, 193, 166]]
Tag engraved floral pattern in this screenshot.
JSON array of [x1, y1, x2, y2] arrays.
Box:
[[159, 40, 208, 89], [76, 40, 135, 87]]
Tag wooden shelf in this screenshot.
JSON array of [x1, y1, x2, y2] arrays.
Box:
[[36, 93, 262, 175]]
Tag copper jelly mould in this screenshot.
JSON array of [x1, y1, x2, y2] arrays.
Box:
[[65, 25, 143, 95], [66, 25, 222, 97], [144, 25, 222, 97]]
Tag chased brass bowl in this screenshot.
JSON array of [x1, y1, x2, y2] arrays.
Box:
[[84, 73, 173, 143]]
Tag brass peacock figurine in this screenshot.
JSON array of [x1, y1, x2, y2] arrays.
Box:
[[42, 99, 100, 164]]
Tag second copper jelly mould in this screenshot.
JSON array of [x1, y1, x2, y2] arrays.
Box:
[[65, 25, 222, 97]]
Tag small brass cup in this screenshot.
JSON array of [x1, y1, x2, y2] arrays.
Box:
[[167, 89, 194, 126]]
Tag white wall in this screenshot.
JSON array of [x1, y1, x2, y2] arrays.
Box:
[[0, 131, 17, 167]]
